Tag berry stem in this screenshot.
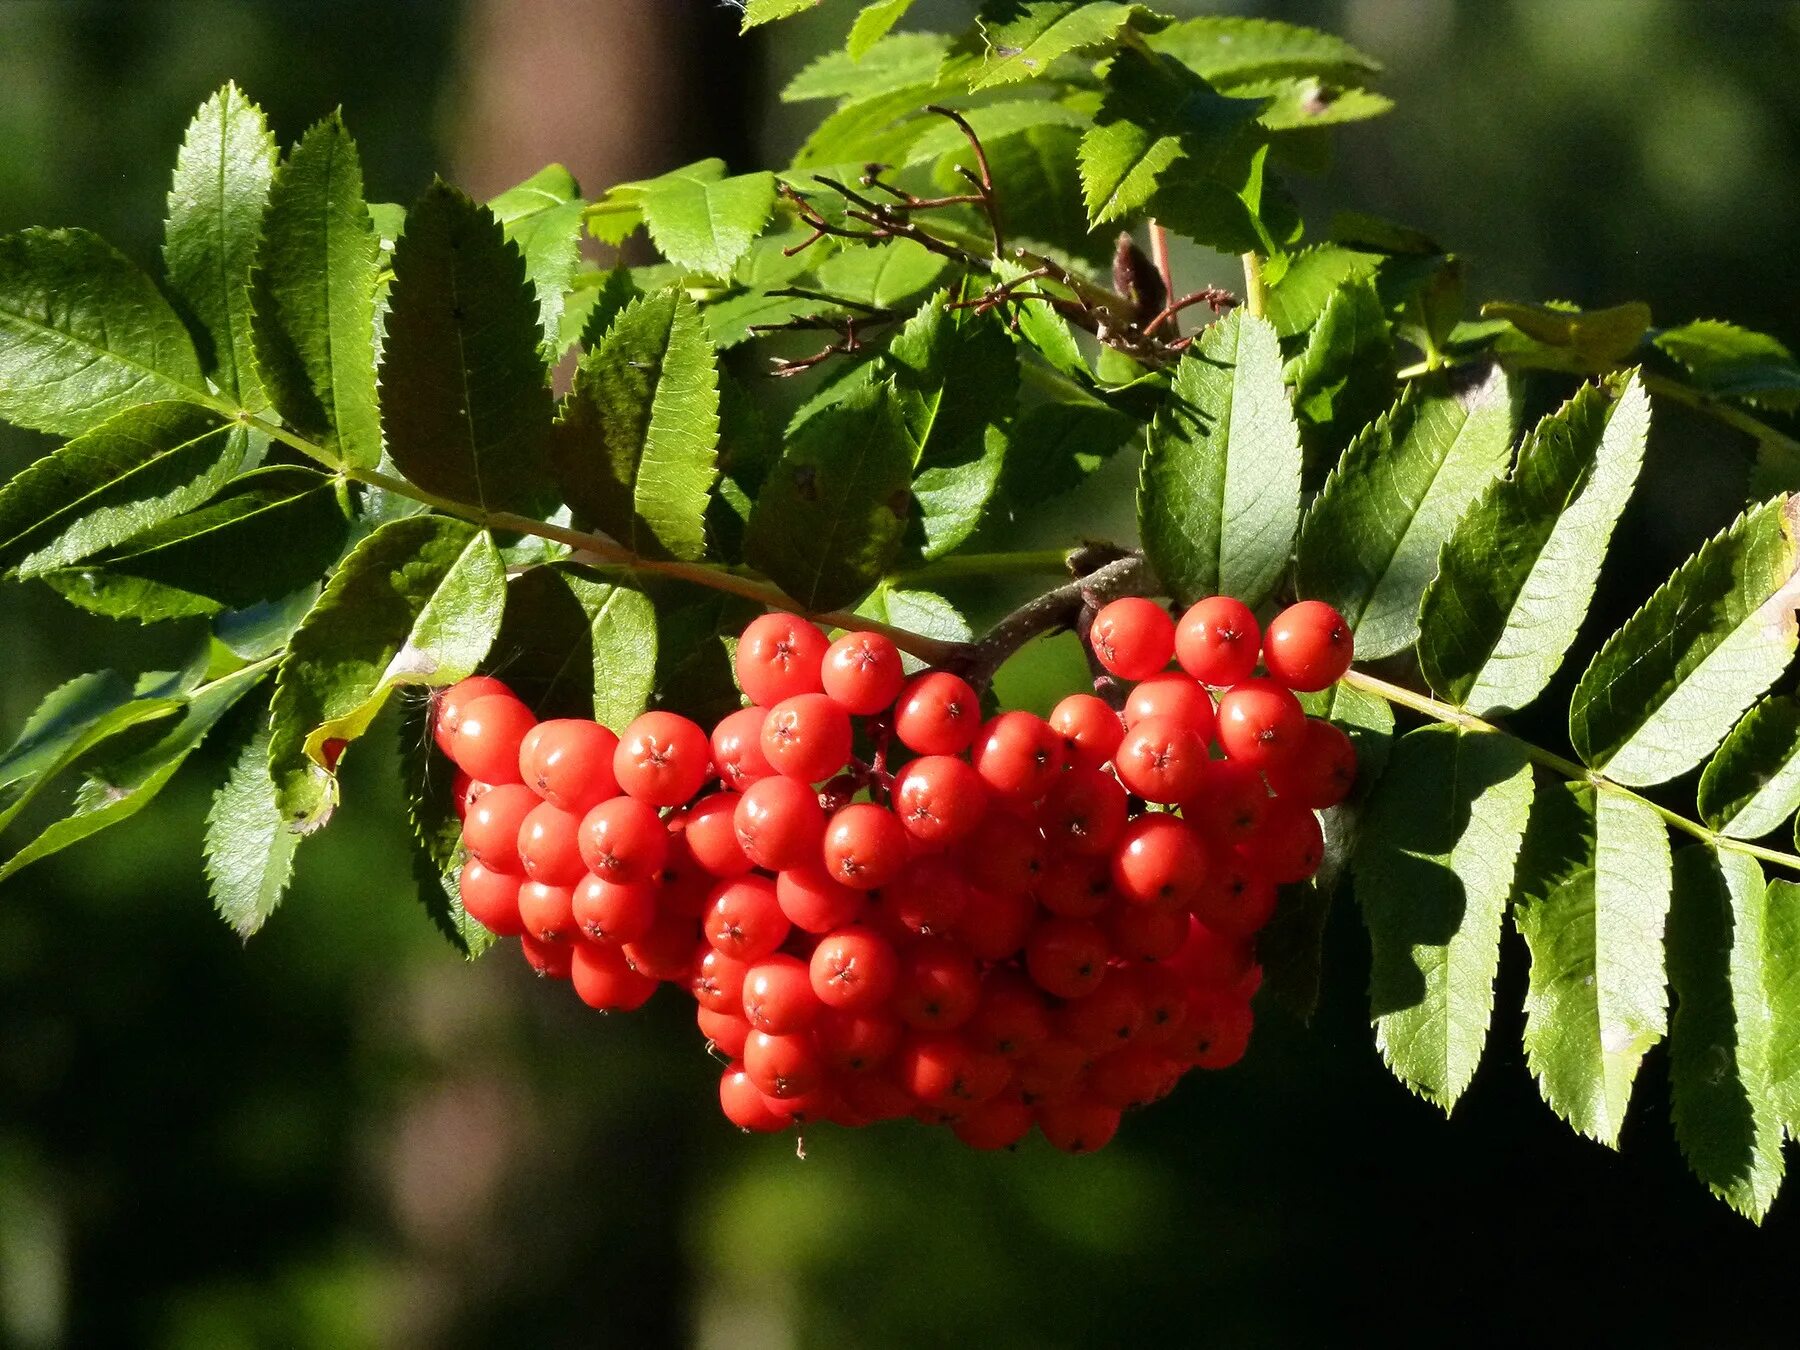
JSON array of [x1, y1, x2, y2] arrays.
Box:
[[1341, 666, 1800, 876]]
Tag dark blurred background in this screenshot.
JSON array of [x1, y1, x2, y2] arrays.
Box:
[[2, 1, 1797, 1346]]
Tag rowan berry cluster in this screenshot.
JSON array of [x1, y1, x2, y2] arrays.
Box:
[[431, 594, 1354, 1154]]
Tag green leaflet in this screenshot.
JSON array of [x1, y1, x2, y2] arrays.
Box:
[[486, 566, 659, 729], [43, 466, 348, 623], [746, 378, 913, 611], [1654, 319, 1800, 412], [550, 288, 720, 562], [912, 423, 1009, 561], [741, 0, 820, 30], [379, 183, 554, 515], [249, 113, 383, 469], [902, 100, 1088, 168], [603, 159, 776, 278], [0, 661, 267, 883], [964, 2, 1170, 90], [1261, 244, 1378, 338], [1669, 847, 1785, 1222], [0, 402, 247, 578], [1078, 47, 1263, 226], [0, 670, 139, 793], [1285, 274, 1396, 463], [1513, 784, 1673, 1147], [1766, 879, 1800, 1140], [1571, 496, 1800, 787], [848, 0, 918, 59], [1355, 725, 1534, 1110], [489, 164, 587, 358], [0, 228, 208, 437], [1149, 15, 1382, 85], [996, 400, 1137, 509], [1298, 366, 1515, 659], [789, 81, 951, 173], [1418, 373, 1650, 716], [1485, 299, 1653, 376], [1243, 80, 1392, 131], [856, 583, 972, 673], [784, 33, 950, 101], [1139, 309, 1301, 608], [974, 125, 1110, 267], [163, 83, 278, 409], [398, 699, 493, 956], [204, 720, 300, 938], [813, 238, 948, 309], [1698, 697, 1800, 840], [267, 519, 505, 831]]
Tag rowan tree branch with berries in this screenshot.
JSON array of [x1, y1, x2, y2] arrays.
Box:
[[4, 2, 1800, 1217]]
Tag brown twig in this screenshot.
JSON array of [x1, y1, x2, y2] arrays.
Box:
[[925, 104, 1005, 258], [951, 550, 1157, 691], [1144, 287, 1239, 335]]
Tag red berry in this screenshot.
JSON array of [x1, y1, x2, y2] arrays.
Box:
[[517, 801, 586, 886], [699, 1007, 751, 1059], [1215, 678, 1306, 769], [775, 865, 865, 933], [462, 782, 538, 872], [1171, 916, 1256, 991], [614, 710, 711, 807], [1089, 597, 1175, 680], [520, 932, 574, 980], [955, 884, 1037, 963], [1113, 715, 1210, 804], [894, 672, 981, 756], [821, 631, 905, 715], [815, 1006, 903, 1073], [578, 796, 669, 885], [890, 856, 970, 937], [682, 792, 753, 878], [517, 880, 577, 942], [966, 970, 1052, 1058], [1111, 814, 1210, 908], [572, 874, 655, 945], [449, 694, 537, 784], [1184, 991, 1254, 1069], [1037, 1099, 1121, 1153], [1105, 895, 1189, 962], [458, 858, 524, 936], [809, 928, 899, 1011], [742, 954, 821, 1034], [1176, 596, 1261, 687], [1034, 854, 1113, 919], [1048, 693, 1124, 772], [571, 940, 657, 1011], [1130, 964, 1192, 1046], [822, 803, 909, 891], [1123, 673, 1216, 743], [744, 1029, 824, 1099], [733, 774, 826, 872], [452, 772, 489, 820], [619, 909, 697, 982], [893, 754, 989, 846], [1024, 917, 1109, 999], [972, 711, 1065, 801], [736, 613, 829, 706], [1251, 799, 1326, 883], [760, 693, 852, 784], [1037, 768, 1128, 856], [1182, 759, 1270, 844], [703, 875, 789, 961], [1088, 1044, 1176, 1109], [692, 945, 751, 1014], [1263, 600, 1353, 692], [710, 706, 773, 790], [1016, 1038, 1090, 1104], [893, 938, 981, 1030], [958, 812, 1048, 900], [719, 1062, 789, 1132], [953, 1095, 1033, 1150], [518, 719, 619, 813], [896, 1032, 973, 1104], [1193, 855, 1279, 937], [433, 675, 512, 755], [1267, 719, 1357, 809], [1057, 969, 1148, 1054]]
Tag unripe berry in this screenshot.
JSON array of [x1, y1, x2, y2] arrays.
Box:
[[1088, 597, 1175, 680], [733, 774, 825, 872], [450, 694, 537, 784], [821, 631, 905, 715], [462, 783, 538, 873], [1215, 677, 1306, 769], [458, 858, 525, 936], [893, 754, 988, 846], [822, 803, 909, 891], [1048, 692, 1124, 772], [1176, 596, 1260, 687], [760, 692, 853, 784], [736, 613, 828, 706], [518, 719, 619, 813], [809, 928, 899, 1011], [1263, 600, 1353, 692], [578, 796, 668, 885], [894, 671, 981, 756], [972, 710, 1065, 801], [614, 710, 711, 807]]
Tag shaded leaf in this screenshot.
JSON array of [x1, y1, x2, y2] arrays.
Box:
[[205, 719, 300, 937], [1298, 365, 1515, 659], [1571, 496, 1800, 786], [746, 378, 913, 610], [0, 401, 246, 577], [1355, 725, 1534, 1110], [398, 698, 493, 956], [1655, 319, 1800, 412], [487, 566, 659, 728], [1484, 299, 1653, 375], [1765, 878, 1800, 1139], [1699, 697, 1800, 840], [551, 288, 720, 562], [379, 182, 554, 514], [996, 400, 1137, 509], [249, 113, 383, 469], [1419, 373, 1650, 715], [1140, 308, 1300, 607], [1150, 15, 1381, 85], [0, 228, 207, 436], [1285, 273, 1395, 466]]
